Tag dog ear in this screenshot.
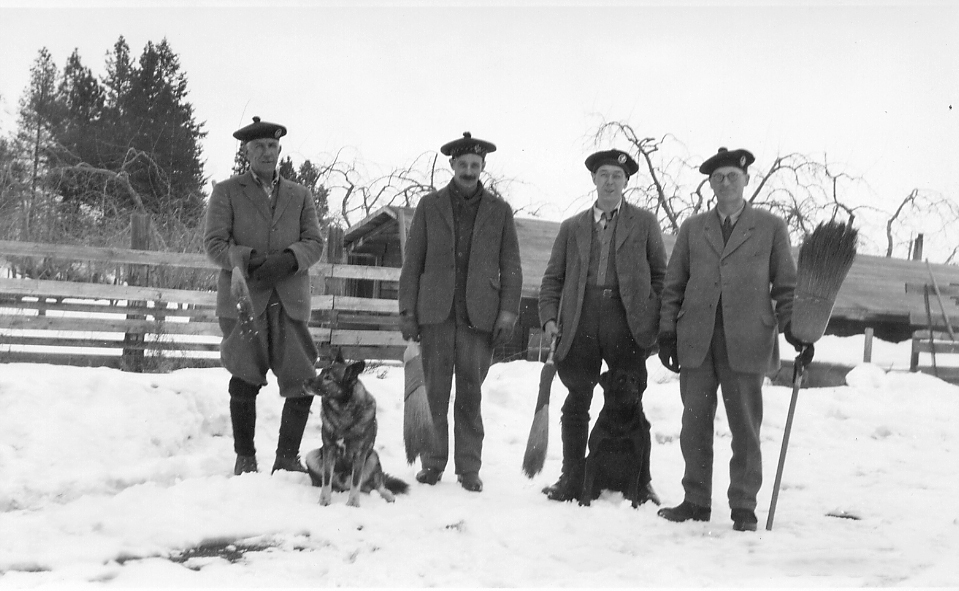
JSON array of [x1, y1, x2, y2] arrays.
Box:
[[334, 348, 345, 364], [344, 360, 366, 385]]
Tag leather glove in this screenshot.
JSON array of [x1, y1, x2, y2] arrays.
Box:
[[399, 313, 420, 342], [784, 323, 815, 369], [247, 250, 267, 277], [250, 250, 298, 287], [491, 311, 517, 348], [658, 331, 680, 373]]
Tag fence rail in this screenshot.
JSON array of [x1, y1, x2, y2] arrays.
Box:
[[0, 233, 404, 371]]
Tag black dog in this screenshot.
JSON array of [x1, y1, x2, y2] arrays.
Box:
[[302, 351, 407, 506], [580, 368, 659, 508]]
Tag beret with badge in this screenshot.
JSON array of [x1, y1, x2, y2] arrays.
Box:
[[441, 132, 496, 159], [233, 116, 287, 143], [699, 147, 755, 176], [585, 149, 639, 178]]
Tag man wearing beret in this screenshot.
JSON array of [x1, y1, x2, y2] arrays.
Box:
[[538, 149, 667, 504], [656, 147, 810, 531], [204, 117, 325, 476], [398, 132, 523, 493]]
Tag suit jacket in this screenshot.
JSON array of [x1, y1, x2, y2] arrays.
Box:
[[539, 202, 668, 361], [398, 183, 523, 332], [659, 203, 796, 374], [204, 170, 325, 322]]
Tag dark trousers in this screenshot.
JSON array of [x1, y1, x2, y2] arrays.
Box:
[[679, 312, 765, 511], [556, 288, 649, 474], [419, 316, 492, 475]]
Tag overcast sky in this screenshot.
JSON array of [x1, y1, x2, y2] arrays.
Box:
[[1, 1, 956, 236]]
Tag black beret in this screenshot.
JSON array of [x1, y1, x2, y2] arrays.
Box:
[[233, 116, 287, 143], [584, 149, 639, 177], [699, 147, 755, 176], [441, 132, 496, 158]]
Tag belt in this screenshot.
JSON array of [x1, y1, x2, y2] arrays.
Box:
[[585, 285, 620, 299]]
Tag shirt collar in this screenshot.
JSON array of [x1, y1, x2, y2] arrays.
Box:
[[449, 179, 483, 201], [251, 168, 279, 191], [593, 198, 623, 224], [718, 201, 746, 225]]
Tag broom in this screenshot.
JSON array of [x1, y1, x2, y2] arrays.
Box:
[[403, 341, 437, 464], [522, 335, 557, 478], [230, 266, 258, 339], [767, 220, 857, 530]]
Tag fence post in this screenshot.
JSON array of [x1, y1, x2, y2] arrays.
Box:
[[863, 326, 874, 363], [122, 213, 151, 372]]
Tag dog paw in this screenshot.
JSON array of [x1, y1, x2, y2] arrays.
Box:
[[346, 496, 361, 508], [319, 491, 333, 506]]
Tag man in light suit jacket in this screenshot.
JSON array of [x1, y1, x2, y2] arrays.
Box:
[[656, 147, 809, 532], [398, 132, 523, 493], [204, 117, 324, 476], [538, 149, 668, 503]]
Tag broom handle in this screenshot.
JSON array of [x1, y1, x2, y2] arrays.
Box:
[[926, 260, 956, 341], [766, 354, 805, 531]]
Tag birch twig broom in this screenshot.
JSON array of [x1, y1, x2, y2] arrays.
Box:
[[767, 219, 858, 530]]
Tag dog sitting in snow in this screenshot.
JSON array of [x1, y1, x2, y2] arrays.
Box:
[[580, 367, 659, 508], [302, 351, 408, 506]]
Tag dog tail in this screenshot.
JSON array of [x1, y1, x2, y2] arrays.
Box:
[[383, 474, 409, 495]]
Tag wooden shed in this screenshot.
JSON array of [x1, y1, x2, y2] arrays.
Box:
[[343, 205, 959, 359]]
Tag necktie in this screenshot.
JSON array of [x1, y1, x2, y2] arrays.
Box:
[[721, 216, 733, 245]]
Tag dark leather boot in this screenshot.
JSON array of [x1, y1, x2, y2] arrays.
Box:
[[542, 420, 588, 502], [657, 501, 711, 523], [271, 454, 307, 474], [731, 508, 758, 532], [229, 377, 260, 458], [234, 454, 258, 475], [275, 395, 313, 464]]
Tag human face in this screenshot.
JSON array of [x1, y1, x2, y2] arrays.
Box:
[[592, 164, 628, 210], [709, 165, 748, 212], [246, 138, 282, 180], [450, 154, 485, 192]]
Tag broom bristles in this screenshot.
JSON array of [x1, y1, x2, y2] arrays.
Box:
[[404, 392, 437, 464], [403, 342, 437, 465], [792, 220, 858, 343], [522, 409, 549, 478]]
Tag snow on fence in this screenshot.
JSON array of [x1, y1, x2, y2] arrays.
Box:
[[0, 224, 403, 372]]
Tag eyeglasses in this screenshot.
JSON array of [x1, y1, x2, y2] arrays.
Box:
[[710, 171, 743, 184]]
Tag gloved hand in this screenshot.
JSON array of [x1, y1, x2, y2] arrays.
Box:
[[658, 331, 680, 373], [250, 250, 297, 287], [400, 312, 420, 342], [784, 323, 815, 368], [491, 311, 517, 348], [247, 250, 267, 277]]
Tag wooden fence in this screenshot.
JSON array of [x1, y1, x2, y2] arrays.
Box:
[[906, 280, 959, 384], [0, 231, 404, 371]]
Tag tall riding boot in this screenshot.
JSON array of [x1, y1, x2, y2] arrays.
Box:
[[229, 377, 260, 474], [273, 395, 313, 473], [542, 420, 588, 502]]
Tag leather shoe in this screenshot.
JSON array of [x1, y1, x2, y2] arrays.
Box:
[[732, 508, 758, 532], [234, 454, 257, 475], [271, 455, 307, 474], [415, 468, 442, 485], [637, 482, 662, 506], [457, 472, 483, 492], [542, 470, 583, 502], [657, 501, 711, 522]]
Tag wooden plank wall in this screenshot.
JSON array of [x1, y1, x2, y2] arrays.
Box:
[[0, 237, 404, 371]]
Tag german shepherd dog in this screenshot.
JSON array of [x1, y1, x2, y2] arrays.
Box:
[[580, 367, 656, 508], [302, 352, 408, 506]]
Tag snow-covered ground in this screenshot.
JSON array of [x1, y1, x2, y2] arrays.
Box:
[[1, 334, 957, 587]]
